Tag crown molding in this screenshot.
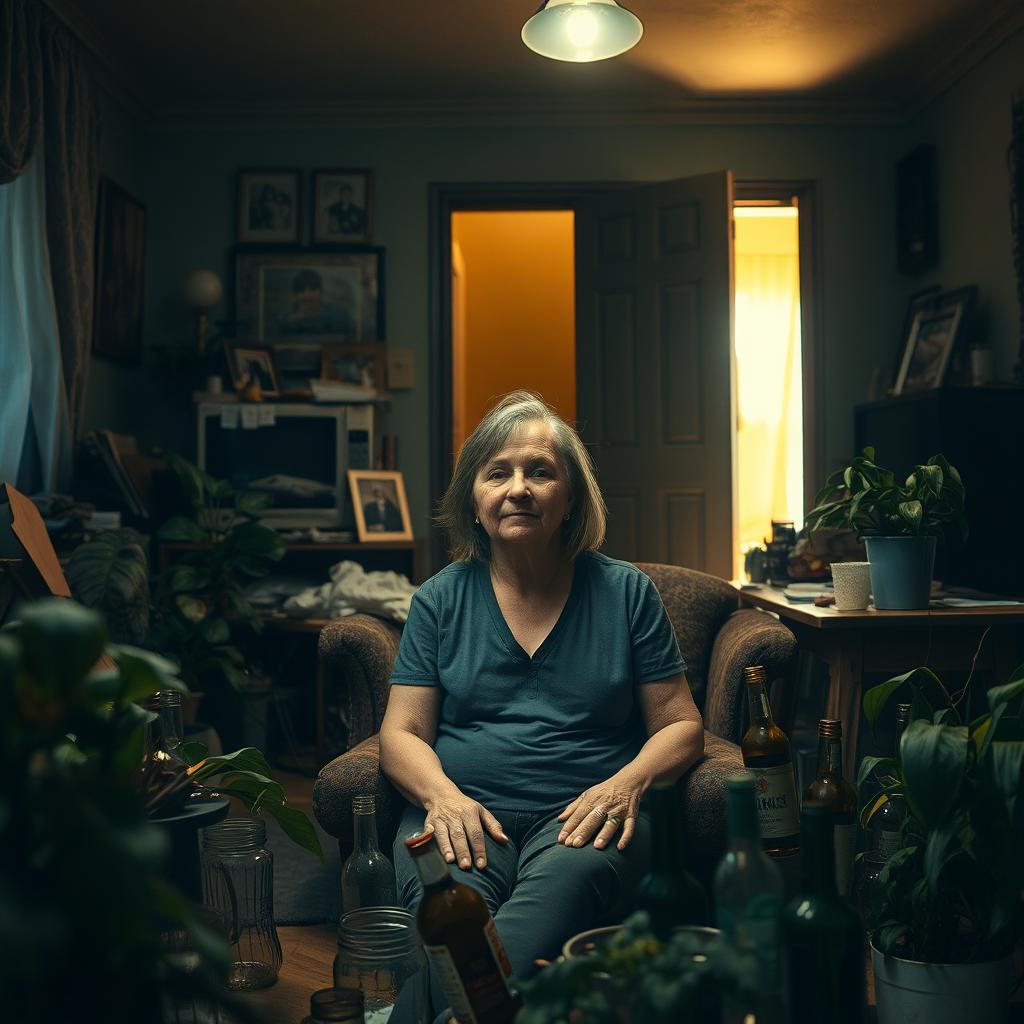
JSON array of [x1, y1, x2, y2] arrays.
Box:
[[148, 95, 902, 132], [901, 0, 1024, 118]]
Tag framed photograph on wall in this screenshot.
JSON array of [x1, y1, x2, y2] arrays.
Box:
[[312, 169, 372, 244], [225, 341, 281, 397], [93, 178, 147, 362], [237, 169, 302, 244], [321, 343, 384, 392], [233, 245, 385, 387], [349, 470, 412, 541], [894, 306, 964, 394]]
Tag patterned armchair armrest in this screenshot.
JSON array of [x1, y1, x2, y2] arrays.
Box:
[[313, 735, 403, 857], [704, 609, 797, 742], [678, 731, 745, 883], [318, 613, 403, 751]]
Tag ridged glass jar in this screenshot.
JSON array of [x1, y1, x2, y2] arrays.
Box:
[[201, 817, 282, 990], [334, 908, 428, 1024]]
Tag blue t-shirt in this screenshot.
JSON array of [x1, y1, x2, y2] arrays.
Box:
[[389, 551, 686, 812]]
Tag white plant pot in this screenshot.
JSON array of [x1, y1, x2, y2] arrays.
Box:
[[871, 942, 1013, 1024]]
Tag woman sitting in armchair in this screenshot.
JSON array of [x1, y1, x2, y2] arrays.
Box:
[[381, 391, 704, 997]]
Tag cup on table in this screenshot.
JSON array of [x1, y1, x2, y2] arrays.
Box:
[[830, 561, 872, 610]]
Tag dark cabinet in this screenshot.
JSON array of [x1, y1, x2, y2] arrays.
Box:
[[854, 388, 1024, 595]]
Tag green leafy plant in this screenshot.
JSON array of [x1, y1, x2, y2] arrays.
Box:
[[518, 912, 760, 1024], [65, 526, 151, 644], [805, 447, 968, 540], [150, 453, 285, 692], [858, 660, 1024, 963], [0, 598, 231, 1021]]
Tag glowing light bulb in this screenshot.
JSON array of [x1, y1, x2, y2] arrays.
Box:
[[565, 7, 599, 48]]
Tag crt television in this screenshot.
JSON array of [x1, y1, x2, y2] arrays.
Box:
[[197, 402, 373, 528]]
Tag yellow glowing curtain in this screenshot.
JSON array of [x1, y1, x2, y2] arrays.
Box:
[[734, 208, 803, 572]]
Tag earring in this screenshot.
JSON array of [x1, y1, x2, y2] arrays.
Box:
[[563, 513, 570, 521], [474, 516, 480, 524]]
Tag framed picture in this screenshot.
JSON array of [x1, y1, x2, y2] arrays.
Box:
[[894, 306, 964, 394], [890, 285, 942, 391], [349, 470, 412, 541], [93, 178, 147, 362], [313, 169, 372, 244], [225, 342, 280, 397], [233, 245, 385, 388], [321, 344, 384, 392], [237, 169, 301, 244]]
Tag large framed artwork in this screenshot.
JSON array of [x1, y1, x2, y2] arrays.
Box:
[[93, 178, 147, 362], [233, 246, 385, 387]]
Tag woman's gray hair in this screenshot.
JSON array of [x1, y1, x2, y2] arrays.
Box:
[[438, 391, 606, 562]]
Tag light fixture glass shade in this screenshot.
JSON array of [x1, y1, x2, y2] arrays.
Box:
[[522, 0, 643, 63], [183, 269, 223, 310]]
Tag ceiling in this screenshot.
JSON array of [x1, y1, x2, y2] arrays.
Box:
[[53, 0, 1024, 124]]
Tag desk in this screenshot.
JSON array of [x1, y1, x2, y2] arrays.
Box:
[[736, 585, 1024, 780]]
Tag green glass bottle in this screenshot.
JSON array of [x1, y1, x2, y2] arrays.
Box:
[[781, 804, 865, 1024], [714, 773, 785, 1024], [635, 783, 709, 938], [871, 703, 911, 862]]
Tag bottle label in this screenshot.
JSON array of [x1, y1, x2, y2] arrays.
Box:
[[748, 764, 800, 838], [423, 944, 477, 1024], [833, 823, 858, 896], [876, 829, 902, 860], [482, 918, 519, 996]]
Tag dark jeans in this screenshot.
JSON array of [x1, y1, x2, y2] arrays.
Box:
[[393, 800, 651, 1019]]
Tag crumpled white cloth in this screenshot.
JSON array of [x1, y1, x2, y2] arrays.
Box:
[[282, 560, 417, 623]]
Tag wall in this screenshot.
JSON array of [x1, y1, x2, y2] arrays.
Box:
[[902, 27, 1024, 380], [123, 118, 904, 570], [451, 210, 576, 451]]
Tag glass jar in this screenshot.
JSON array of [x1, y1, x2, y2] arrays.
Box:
[[301, 987, 366, 1024], [334, 908, 429, 1024], [144, 689, 185, 762], [201, 817, 283, 990]]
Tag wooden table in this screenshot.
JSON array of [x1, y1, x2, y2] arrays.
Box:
[[736, 585, 1024, 780]]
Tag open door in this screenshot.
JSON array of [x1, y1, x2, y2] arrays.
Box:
[[575, 171, 735, 577]]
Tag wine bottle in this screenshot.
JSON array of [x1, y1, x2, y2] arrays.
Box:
[[340, 795, 397, 912], [741, 665, 800, 857], [871, 703, 911, 862], [714, 773, 785, 1023], [802, 719, 858, 897], [405, 831, 522, 1024], [781, 804, 865, 1023], [634, 782, 709, 937]]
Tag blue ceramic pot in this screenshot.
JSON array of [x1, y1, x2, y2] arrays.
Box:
[[864, 536, 937, 610]]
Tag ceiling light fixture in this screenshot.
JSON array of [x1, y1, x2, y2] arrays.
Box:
[[521, 0, 643, 63]]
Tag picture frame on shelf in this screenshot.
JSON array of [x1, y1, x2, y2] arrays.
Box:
[[233, 245, 385, 389], [93, 178, 147, 363], [225, 341, 281, 397], [312, 169, 372, 244], [894, 306, 964, 395], [349, 470, 412, 542], [320, 343, 384, 392], [236, 169, 302, 244], [890, 285, 942, 391]]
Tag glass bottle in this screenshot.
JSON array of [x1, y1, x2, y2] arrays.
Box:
[[714, 773, 785, 1022], [301, 987, 366, 1024], [635, 782, 709, 937], [405, 831, 522, 1024], [341, 795, 398, 913], [781, 804, 864, 1023], [201, 817, 283, 990], [741, 665, 801, 857], [144, 689, 185, 763], [802, 719, 858, 897], [871, 703, 911, 862], [333, 907, 429, 1024]]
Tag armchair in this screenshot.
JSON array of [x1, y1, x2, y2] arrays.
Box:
[[313, 563, 797, 883]]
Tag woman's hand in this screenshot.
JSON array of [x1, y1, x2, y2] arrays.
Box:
[[557, 768, 648, 851], [424, 792, 509, 871]]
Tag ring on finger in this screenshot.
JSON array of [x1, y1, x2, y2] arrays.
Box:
[[606, 815, 621, 826]]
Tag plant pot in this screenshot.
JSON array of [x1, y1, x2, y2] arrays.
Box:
[[871, 943, 1014, 1024], [864, 536, 937, 609]]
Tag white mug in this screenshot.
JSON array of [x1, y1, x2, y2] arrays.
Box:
[[830, 561, 871, 610]]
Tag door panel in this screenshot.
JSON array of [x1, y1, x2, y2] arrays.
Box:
[[576, 171, 734, 576]]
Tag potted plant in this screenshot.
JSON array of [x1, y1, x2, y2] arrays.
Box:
[[149, 454, 286, 744], [517, 912, 760, 1024], [804, 447, 967, 609], [858, 661, 1024, 1024]]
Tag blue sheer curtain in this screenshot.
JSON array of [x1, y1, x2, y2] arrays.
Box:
[[0, 143, 72, 491]]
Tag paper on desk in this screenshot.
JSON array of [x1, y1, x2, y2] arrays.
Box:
[[220, 406, 240, 429], [936, 597, 1022, 607]]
